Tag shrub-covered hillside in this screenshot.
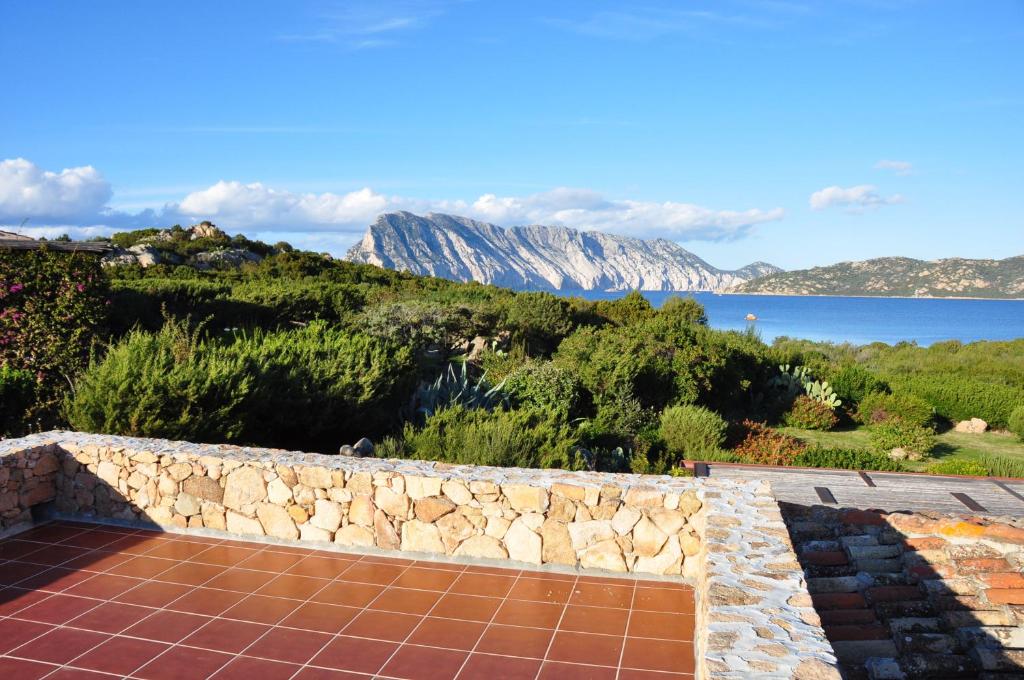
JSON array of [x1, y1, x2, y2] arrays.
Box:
[[3, 223, 1023, 477]]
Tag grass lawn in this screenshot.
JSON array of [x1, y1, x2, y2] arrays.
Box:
[[779, 425, 1024, 474]]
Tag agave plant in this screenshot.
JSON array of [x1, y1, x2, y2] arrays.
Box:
[[411, 362, 507, 420]]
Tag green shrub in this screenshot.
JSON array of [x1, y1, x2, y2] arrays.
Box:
[[889, 374, 1024, 428], [504, 360, 582, 419], [377, 405, 582, 469], [65, 318, 255, 444], [783, 395, 839, 430], [0, 248, 108, 422], [593, 291, 656, 326], [827, 364, 886, 406], [1006, 405, 1024, 442], [733, 421, 808, 466], [0, 366, 36, 436], [66, 319, 415, 452], [793, 447, 904, 472], [926, 459, 990, 476], [975, 454, 1024, 479], [659, 405, 728, 459], [659, 296, 707, 325], [504, 292, 575, 354], [972, 456, 1018, 477], [868, 420, 936, 458], [857, 391, 934, 429]]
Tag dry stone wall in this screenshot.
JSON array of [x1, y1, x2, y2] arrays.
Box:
[[3, 432, 704, 577]]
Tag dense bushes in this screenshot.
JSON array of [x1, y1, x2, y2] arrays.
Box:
[[783, 395, 839, 430], [504, 361, 582, 419], [65, 320, 415, 452], [828, 364, 887, 405], [889, 374, 1024, 428], [868, 420, 936, 458], [857, 391, 934, 428], [926, 459, 989, 476], [377, 405, 582, 469], [659, 405, 727, 459], [1010, 405, 1024, 442], [0, 248, 108, 422], [733, 421, 808, 466], [0, 366, 35, 436], [792, 447, 905, 472]]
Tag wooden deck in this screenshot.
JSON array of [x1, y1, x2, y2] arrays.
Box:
[[704, 463, 1024, 517]]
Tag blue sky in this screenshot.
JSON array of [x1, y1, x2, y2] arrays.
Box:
[[2, 0, 1022, 269]]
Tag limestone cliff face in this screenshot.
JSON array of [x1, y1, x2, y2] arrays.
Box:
[[346, 211, 781, 292]]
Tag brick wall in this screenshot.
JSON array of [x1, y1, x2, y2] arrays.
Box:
[[784, 504, 1024, 679]]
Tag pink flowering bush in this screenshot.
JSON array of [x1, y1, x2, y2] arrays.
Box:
[[0, 247, 108, 426]]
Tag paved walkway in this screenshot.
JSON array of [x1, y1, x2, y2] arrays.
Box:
[[702, 463, 1024, 517]]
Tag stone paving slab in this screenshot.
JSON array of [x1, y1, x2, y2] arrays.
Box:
[[705, 464, 1024, 519]]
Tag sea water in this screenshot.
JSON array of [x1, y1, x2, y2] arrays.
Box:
[[569, 291, 1024, 346]]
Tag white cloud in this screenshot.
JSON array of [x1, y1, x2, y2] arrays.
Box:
[[0, 158, 112, 222], [809, 184, 903, 212], [0, 157, 786, 254], [874, 159, 913, 175]]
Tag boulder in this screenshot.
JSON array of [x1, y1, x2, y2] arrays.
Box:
[[338, 445, 357, 456], [954, 418, 988, 434]]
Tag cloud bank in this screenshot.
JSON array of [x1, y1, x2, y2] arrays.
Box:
[[0, 158, 785, 253], [809, 184, 903, 212]]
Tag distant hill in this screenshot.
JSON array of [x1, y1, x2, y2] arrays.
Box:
[[345, 211, 781, 292], [729, 255, 1024, 299]]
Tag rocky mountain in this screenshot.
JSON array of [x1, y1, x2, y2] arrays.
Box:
[[100, 222, 270, 270], [728, 255, 1024, 299], [345, 212, 781, 292]]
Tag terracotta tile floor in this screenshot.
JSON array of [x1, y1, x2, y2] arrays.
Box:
[[0, 521, 695, 679]]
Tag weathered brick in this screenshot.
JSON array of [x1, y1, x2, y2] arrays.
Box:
[[982, 524, 1024, 545], [988, 588, 1024, 605], [983, 572, 1024, 589], [819, 609, 878, 625], [866, 585, 923, 604], [824, 623, 891, 641], [959, 558, 1012, 573], [812, 592, 867, 610], [803, 550, 848, 566], [902, 536, 948, 551], [840, 509, 887, 526]]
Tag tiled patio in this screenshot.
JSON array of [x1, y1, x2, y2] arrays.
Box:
[[0, 521, 695, 680]]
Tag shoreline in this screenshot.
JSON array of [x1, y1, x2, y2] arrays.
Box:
[[560, 289, 1024, 302]]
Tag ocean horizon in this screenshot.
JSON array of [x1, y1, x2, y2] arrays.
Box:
[[567, 290, 1024, 346]]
